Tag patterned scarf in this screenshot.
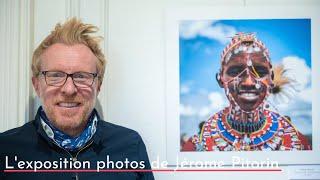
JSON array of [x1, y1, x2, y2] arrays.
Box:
[[39, 107, 98, 152]]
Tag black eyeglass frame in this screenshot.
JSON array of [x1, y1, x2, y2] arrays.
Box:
[[40, 71, 98, 88]]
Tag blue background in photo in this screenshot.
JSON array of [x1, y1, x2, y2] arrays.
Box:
[[179, 19, 312, 143]]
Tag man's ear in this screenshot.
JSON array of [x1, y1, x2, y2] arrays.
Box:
[[216, 72, 224, 88], [32, 76, 41, 97]]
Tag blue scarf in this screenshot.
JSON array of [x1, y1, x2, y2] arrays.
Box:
[[39, 107, 98, 152]]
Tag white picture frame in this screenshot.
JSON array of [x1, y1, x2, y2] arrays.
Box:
[[165, 5, 320, 166]]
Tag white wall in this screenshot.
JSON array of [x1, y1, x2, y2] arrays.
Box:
[[0, 0, 32, 131], [1, 0, 319, 179]]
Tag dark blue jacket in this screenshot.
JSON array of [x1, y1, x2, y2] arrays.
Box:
[[0, 108, 154, 180]]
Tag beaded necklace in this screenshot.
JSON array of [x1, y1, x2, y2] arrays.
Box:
[[194, 108, 303, 151]]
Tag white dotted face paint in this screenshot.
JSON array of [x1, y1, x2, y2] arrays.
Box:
[[219, 33, 273, 114], [242, 46, 247, 52], [247, 59, 253, 66], [255, 83, 261, 89], [234, 76, 240, 91], [254, 46, 261, 52], [247, 46, 253, 53], [234, 48, 239, 54], [225, 52, 232, 63], [226, 88, 229, 95]]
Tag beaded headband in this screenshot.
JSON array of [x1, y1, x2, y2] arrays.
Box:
[[221, 33, 271, 64]]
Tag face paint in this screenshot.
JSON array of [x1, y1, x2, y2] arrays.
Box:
[[220, 33, 273, 113], [222, 53, 272, 112]]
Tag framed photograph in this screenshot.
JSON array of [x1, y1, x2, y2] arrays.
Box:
[[165, 5, 320, 165]]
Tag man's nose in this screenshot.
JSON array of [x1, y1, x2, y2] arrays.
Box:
[[241, 69, 255, 86], [61, 77, 77, 95]]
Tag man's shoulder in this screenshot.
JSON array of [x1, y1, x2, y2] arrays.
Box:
[[0, 120, 36, 139], [264, 109, 280, 115], [0, 121, 38, 154], [95, 120, 148, 156], [265, 110, 292, 122], [97, 120, 142, 141], [205, 109, 224, 122]]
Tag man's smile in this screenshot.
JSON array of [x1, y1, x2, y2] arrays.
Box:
[[56, 102, 81, 108], [237, 90, 259, 101]]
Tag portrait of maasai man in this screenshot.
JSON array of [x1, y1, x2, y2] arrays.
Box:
[[179, 19, 312, 151]]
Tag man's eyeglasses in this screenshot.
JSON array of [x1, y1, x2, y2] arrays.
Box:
[[40, 71, 98, 88]]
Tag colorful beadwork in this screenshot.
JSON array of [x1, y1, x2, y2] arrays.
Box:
[[193, 107, 304, 151]]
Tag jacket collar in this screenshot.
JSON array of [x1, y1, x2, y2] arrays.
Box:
[[34, 107, 103, 149]]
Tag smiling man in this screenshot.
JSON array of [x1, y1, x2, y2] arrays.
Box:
[[0, 18, 154, 180], [34, 43, 100, 139], [187, 33, 311, 151]]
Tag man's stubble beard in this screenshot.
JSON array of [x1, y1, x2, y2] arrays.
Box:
[[42, 98, 95, 136]]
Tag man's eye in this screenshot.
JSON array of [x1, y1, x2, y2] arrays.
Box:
[[74, 73, 90, 79], [47, 72, 65, 78], [74, 74, 85, 78], [226, 66, 245, 76], [254, 66, 269, 77]]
